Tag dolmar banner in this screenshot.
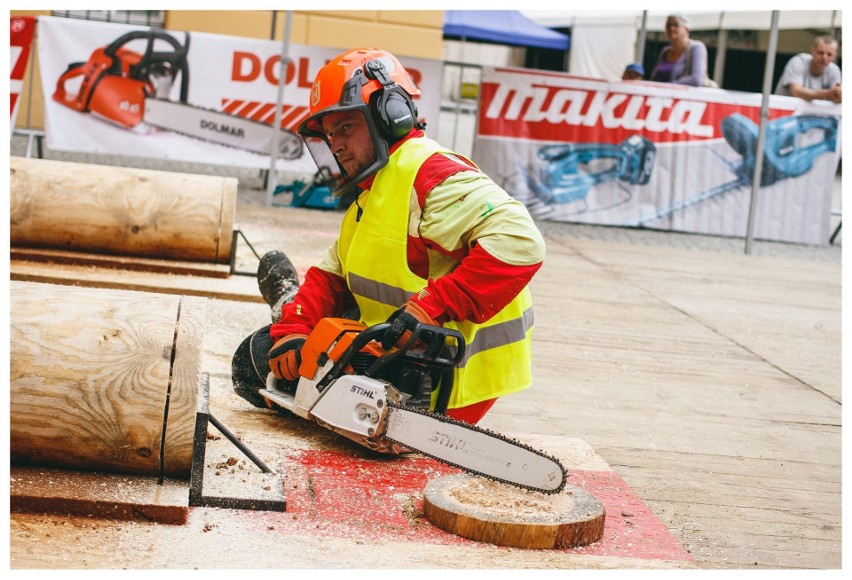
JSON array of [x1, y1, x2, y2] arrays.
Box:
[[11, 15, 37, 133], [37, 16, 442, 172], [475, 67, 842, 244]]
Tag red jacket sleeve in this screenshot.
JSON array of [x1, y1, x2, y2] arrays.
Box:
[[411, 243, 541, 324], [269, 265, 357, 339], [405, 151, 544, 325]]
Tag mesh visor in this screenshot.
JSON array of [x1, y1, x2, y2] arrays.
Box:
[[302, 133, 348, 195], [299, 108, 389, 198]]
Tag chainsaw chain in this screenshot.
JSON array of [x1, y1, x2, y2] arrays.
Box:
[[384, 403, 568, 495]]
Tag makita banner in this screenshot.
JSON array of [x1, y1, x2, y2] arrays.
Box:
[[11, 15, 37, 134], [475, 67, 841, 244], [37, 16, 442, 171]]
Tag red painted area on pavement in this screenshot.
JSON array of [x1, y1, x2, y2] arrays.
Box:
[[269, 449, 691, 561]]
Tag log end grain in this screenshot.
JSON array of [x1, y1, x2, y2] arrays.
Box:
[[423, 474, 605, 549]]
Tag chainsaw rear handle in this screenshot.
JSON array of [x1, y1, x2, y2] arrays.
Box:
[[314, 322, 465, 393]]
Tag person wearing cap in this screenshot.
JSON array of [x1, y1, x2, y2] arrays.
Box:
[[775, 35, 842, 103], [649, 13, 708, 87], [622, 63, 645, 81], [231, 47, 545, 427]]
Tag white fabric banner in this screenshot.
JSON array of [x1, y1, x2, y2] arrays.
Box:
[[37, 16, 443, 171], [474, 67, 842, 245]]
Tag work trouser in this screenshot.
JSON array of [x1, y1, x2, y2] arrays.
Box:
[[231, 324, 281, 408]]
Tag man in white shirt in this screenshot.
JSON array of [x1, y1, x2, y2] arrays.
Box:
[[775, 35, 842, 103]]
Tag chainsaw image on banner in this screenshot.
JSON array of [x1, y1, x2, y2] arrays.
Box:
[[52, 30, 302, 159]]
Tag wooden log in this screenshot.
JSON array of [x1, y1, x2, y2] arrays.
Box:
[[9, 259, 264, 303], [9, 156, 237, 263], [10, 247, 233, 278], [423, 474, 606, 549], [9, 281, 208, 478]]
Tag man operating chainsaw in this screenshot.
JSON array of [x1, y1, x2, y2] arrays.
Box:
[[232, 47, 545, 425]]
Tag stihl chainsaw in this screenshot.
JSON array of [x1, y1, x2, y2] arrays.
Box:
[[52, 30, 302, 159], [258, 318, 567, 494]]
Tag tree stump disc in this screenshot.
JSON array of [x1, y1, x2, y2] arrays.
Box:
[[423, 474, 606, 549]]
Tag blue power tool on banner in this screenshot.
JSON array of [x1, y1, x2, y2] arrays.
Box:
[[524, 135, 656, 205], [723, 113, 838, 186], [626, 113, 839, 227], [274, 168, 338, 210]]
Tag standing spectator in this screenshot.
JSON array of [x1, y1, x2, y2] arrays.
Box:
[[775, 35, 842, 103], [649, 13, 708, 87], [621, 63, 645, 81]]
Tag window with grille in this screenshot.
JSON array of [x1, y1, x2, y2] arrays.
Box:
[[51, 10, 165, 27]]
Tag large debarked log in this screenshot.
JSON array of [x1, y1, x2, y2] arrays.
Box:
[[9, 157, 237, 264], [10, 281, 207, 478]]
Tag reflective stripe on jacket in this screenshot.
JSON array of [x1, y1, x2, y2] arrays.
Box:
[[337, 137, 534, 408]]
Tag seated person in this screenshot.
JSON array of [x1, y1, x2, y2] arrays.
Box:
[[622, 63, 645, 81]]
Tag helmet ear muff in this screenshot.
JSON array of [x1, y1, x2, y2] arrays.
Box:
[[364, 59, 418, 140], [372, 89, 417, 139]]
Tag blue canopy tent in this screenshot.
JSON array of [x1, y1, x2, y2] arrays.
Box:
[[441, 11, 569, 153], [443, 10, 570, 50]]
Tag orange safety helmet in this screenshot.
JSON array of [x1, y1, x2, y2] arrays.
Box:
[[298, 48, 423, 197]]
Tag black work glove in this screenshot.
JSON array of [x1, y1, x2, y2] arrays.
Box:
[[381, 301, 437, 350]]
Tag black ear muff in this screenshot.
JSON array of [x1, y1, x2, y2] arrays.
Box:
[[364, 59, 418, 140], [374, 89, 416, 139]]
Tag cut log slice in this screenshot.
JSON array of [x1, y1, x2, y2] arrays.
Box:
[[423, 474, 605, 549]]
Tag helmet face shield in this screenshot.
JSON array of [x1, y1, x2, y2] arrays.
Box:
[[299, 107, 389, 198], [298, 48, 421, 197]]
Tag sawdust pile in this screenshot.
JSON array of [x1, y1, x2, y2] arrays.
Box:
[[445, 477, 578, 524]]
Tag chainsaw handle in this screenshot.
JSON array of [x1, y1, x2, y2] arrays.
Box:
[[104, 30, 190, 103], [314, 322, 465, 393], [396, 322, 466, 368], [104, 30, 184, 58], [52, 63, 88, 110]]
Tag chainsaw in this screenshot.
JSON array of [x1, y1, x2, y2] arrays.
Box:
[[258, 317, 567, 494], [52, 30, 302, 159]]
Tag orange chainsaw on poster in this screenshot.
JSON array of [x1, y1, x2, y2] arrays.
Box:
[[52, 29, 302, 159]]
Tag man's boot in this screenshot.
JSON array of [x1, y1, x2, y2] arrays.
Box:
[[257, 250, 300, 323]]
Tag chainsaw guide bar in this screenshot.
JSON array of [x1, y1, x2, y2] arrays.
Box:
[[384, 403, 568, 495], [144, 98, 304, 159]]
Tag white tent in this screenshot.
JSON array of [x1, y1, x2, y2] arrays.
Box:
[[521, 10, 841, 81], [523, 10, 839, 31]]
